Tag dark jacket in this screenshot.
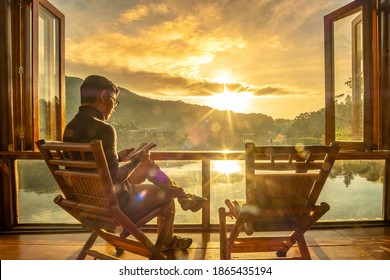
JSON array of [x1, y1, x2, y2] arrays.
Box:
[[63, 105, 139, 185]]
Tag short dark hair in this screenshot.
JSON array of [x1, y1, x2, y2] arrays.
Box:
[[80, 75, 119, 104]]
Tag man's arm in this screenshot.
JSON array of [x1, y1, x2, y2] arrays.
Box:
[[102, 125, 151, 185]]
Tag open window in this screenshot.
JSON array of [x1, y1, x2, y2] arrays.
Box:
[[11, 0, 65, 151], [0, 0, 65, 228], [324, 0, 378, 151], [33, 0, 65, 144], [34, 1, 64, 142]]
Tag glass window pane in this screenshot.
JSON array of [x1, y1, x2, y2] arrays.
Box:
[[319, 160, 384, 221], [17, 157, 384, 224], [17, 160, 77, 223], [210, 160, 245, 224], [38, 5, 60, 140], [210, 159, 384, 224], [155, 160, 203, 224], [17, 160, 203, 224], [334, 9, 364, 142]]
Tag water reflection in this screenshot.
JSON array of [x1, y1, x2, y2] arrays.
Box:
[[211, 160, 242, 174], [17, 159, 384, 224]]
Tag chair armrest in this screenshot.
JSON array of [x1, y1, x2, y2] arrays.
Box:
[[225, 199, 242, 219]]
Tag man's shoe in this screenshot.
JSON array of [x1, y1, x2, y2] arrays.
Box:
[[179, 194, 207, 212], [163, 235, 192, 251]]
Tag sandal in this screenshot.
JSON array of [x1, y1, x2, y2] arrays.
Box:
[[163, 235, 192, 251]]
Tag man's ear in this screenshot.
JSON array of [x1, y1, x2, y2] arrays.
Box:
[[97, 90, 106, 103]]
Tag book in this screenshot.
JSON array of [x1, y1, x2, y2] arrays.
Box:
[[127, 142, 156, 158]]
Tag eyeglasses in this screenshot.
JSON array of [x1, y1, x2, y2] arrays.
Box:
[[109, 96, 120, 109]]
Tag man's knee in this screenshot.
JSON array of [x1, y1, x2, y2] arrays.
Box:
[[160, 199, 175, 218]]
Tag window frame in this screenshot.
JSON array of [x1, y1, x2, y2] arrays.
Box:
[[31, 0, 65, 146], [0, 0, 65, 229], [324, 0, 378, 151], [1, 0, 389, 232]]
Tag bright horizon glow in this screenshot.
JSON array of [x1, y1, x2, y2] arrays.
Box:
[[212, 160, 242, 175], [207, 84, 254, 113]]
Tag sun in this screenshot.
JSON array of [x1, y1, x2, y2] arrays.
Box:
[[208, 86, 253, 113], [207, 74, 253, 113]]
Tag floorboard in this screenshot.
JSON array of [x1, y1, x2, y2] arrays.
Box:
[[1, 226, 390, 260]]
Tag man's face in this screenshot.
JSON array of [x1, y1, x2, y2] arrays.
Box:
[[103, 91, 119, 120]]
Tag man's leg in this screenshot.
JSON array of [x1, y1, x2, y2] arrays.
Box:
[[128, 159, 207, 212], [122, 184, 173, 221], [122, 183, 192, 250]]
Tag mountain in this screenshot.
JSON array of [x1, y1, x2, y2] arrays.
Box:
[[65, 76, 325, 151]]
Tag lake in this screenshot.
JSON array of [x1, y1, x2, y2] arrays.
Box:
[[18, 160, 384, 224]]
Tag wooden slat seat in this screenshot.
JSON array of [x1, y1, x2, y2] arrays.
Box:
[[36, 139, 173, 260], [219, 142, 340, 259]]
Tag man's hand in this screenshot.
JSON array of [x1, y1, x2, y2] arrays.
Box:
[[133, 150, 150, 163], [118, 148, 135, 162]]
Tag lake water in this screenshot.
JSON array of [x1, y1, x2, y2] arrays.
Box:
[[18, 161, 384, 224]]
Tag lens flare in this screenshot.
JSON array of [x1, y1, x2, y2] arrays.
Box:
[[212, 160, 242, 175]]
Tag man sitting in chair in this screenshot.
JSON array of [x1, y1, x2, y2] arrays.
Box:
[[63, 74, 207, 251]]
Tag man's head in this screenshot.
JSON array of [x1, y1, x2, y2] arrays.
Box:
[[80, 75, 120, 120]]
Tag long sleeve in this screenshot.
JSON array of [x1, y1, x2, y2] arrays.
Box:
[[99, 122, 140, 185], [63, 106, 139, 186]]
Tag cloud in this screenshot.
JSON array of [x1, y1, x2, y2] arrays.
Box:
[[120, 5, 150, 23], [267, 35, 291, 51], [251, 84, 316, 97], [53, 0, 351, 116], [119, 3, 169, 23], [65, 5, 247, 95], [66, 27, 245, 79]]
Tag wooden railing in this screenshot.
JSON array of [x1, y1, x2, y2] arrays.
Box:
[[1, 149, 390, 230]]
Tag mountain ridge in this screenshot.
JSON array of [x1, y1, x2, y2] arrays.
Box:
[[65, 76, 325, 150]]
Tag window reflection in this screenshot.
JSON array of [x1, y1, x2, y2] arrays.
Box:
[[334, 9, 364, 142], [38, 5, 60, 140]]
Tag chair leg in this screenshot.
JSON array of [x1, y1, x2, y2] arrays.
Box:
[[114, 230, 128, 257], [276, 250, 287, 257], [77, 231, 99, 260], [218, 207, 229, 260], [297, 235, 311, 260], [219, 206, 249, 260], [115, 247, 124, 257], [276, 239, 294, 258], [110, 205, 162, 257]]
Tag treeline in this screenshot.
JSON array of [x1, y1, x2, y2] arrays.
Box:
[[65, 76, 326, 151]]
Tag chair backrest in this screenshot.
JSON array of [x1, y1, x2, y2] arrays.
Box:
[[36, 139, 119, 229], [244, 142, 340, 232]]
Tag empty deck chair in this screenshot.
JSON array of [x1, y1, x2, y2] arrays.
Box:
[[36, 139, 173, 260], [219, 142, 340, 260]]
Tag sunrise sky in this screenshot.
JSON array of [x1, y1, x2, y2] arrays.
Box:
[[51, 0, 352, 119]]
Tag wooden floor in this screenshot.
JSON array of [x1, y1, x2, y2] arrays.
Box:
[[1, 226, 390, 260]]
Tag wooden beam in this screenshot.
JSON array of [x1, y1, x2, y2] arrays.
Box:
[[0, 159, 10, 176]]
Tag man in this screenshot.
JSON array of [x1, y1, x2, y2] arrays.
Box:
[[63, 75, 207, 250]]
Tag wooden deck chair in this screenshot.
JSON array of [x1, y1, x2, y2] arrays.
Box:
[[219, 142, 340, 260], [36, 139, 173, 260]]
